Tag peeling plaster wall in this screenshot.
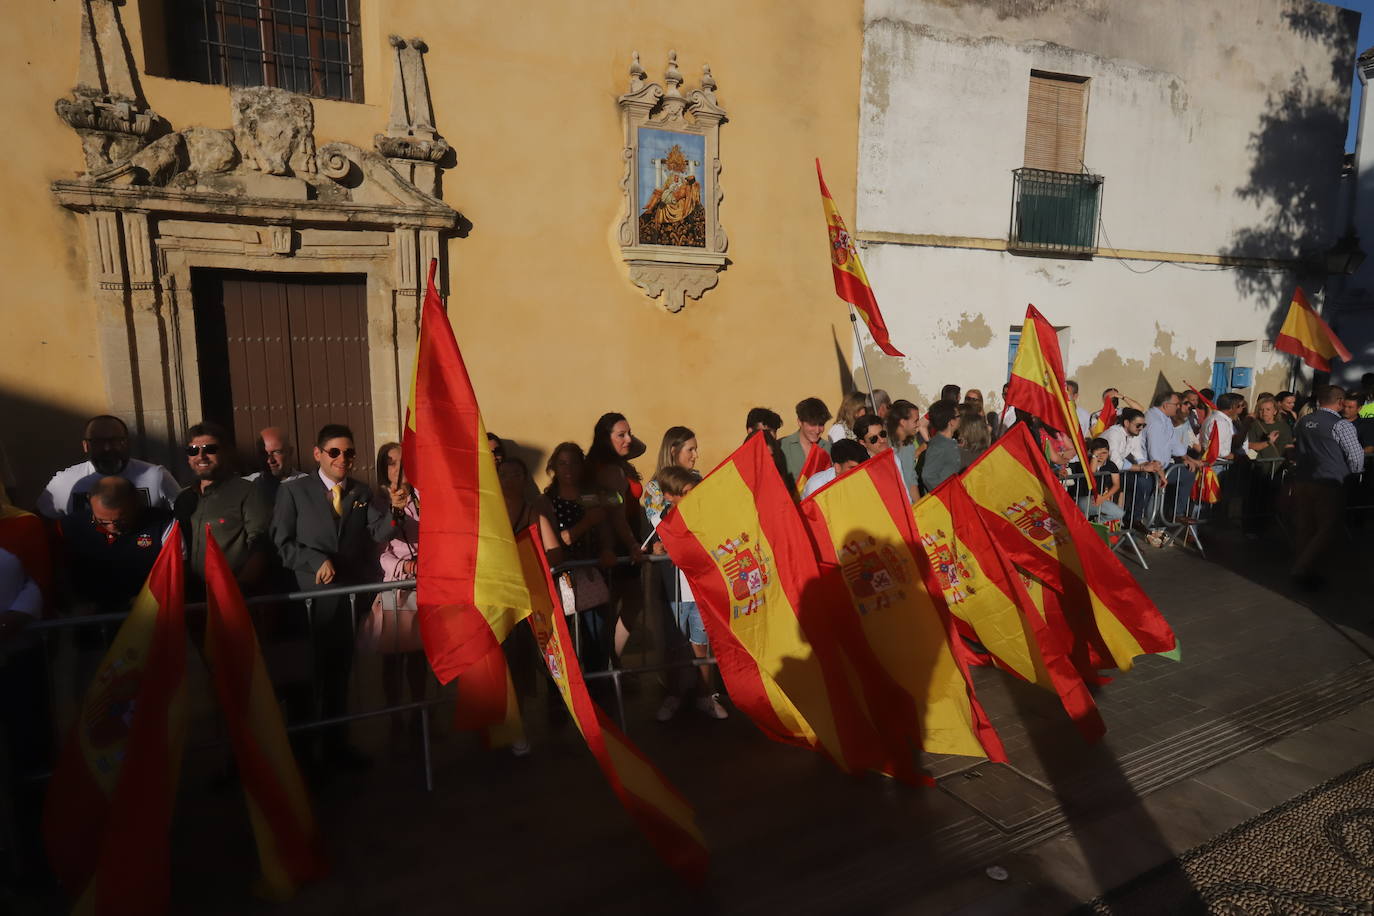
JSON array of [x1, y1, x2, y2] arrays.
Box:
[[860, 242, 1298, 409], [856, 0, 1357, 408]]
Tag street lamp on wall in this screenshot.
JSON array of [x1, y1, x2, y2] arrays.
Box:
[[1325, 226, 1366, 276]]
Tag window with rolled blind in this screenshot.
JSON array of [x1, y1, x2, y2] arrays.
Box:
[[1023, 72, 1090, 173]]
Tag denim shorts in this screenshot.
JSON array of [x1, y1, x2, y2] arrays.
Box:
[[671, 601, 708, 646]]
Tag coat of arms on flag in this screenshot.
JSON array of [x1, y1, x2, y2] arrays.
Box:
[[838, 536, 910, 614], [711, 533, 771, 616]]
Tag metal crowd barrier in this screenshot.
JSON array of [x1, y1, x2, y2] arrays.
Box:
[[19, 454, 1357, 804], [16, 557, 701, 797]]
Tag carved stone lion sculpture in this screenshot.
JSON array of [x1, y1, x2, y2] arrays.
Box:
[[231, 87, 317, 176]]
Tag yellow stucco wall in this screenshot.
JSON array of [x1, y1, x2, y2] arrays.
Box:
[[0, 0, 865, 497]]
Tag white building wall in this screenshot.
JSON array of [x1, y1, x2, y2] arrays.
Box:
[[856, 0, 1357, 408], [1331, 50, 1374, 387]]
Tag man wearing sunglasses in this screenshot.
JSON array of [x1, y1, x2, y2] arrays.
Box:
[[37, 415, 180, 519], [174, 422, 272, 597], [273, 423, 405, 772], [854, 415, 891, 458]]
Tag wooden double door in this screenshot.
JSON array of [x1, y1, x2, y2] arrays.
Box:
[[194, 270, 377, 481]]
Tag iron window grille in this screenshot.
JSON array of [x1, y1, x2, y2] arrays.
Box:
[[1009, 168, 1103, 256], [168, 0, 363, 103]]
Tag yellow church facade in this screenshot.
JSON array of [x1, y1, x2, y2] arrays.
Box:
[[0, 1, 867, 495]]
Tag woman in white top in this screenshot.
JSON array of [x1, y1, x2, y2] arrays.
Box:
[[827, 390, 870, 443]]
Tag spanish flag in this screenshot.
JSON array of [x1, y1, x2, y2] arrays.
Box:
[[1088, 393, 1116, 438], [203, 529, 326, 899], [406, 258, 532, 684], [817, 159, 903, 357], [1007, 305, 1093, 489], [1191, 417, 1223, 505], [913, 482, 1105, 741], [43, 524, 188, 916], [800, 454, 1004, 765], [1184, 380, 1220, 413], [657, 433, 887, 775], [1274, 286, 1351, 372], [960, 425, 1176, 677], [516, 531, 708, 884], [451, 644, 525, 750], [795, 440, 832, 496]]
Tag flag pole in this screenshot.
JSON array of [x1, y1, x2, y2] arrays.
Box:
[[848, 305, 878, 410]]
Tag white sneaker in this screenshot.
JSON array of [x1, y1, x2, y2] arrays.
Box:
[[655, 695, 682, 722], [511, 739, 531, 757], [695, 694, 728, 720]]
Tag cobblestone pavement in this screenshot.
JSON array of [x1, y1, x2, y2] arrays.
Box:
[[27, 517, 1374, 916]]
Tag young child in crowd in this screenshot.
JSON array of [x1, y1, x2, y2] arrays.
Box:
[[648, 464, 727, 721]]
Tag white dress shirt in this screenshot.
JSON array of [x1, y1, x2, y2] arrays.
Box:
[[1201, 413, 1236, 460], [1102, 424, 1146, 468]]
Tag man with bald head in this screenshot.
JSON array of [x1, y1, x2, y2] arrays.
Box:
[[246, 426, 308, 500], [37, 415, 179, 519]]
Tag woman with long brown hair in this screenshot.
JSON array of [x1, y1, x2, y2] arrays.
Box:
[[540, 442, 612, 672], [361, 441, 427, 741], [584, 412, 647, 663]]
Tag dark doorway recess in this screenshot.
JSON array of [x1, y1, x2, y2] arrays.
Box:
[[192, 269, 375, 480]]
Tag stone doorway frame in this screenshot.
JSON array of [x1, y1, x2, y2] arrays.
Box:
[[52, 2, 459, 467], [53, 167, 455, 471]]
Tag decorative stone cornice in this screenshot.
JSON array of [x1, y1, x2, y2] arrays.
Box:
[[51, 181, 463, 231]]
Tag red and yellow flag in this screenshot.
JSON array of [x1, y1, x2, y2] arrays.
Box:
[[913, 482, 1104, 741], [1275, 286, 1351, 372], [517, 531, 708, 884], [800, 454, 1004, 766], [1184, 380, 1220, 414], [960, 425, 1176, 678], [203, 529, 326, 900], [1191, 418, 1223, 505], [451, 644, 525, 750], [795, 440, 833, 496], [1007, 304, 1092, 489], [406, 259, 532, 684], [657, 433, 886, 775], [1088, 393, 1116, 438], [817, 159, 903, 357], [43, 524, 188, 916]]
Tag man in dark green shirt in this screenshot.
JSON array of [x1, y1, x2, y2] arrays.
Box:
[[919, 400, 965, 494], [778, 397, 833, 490], [174, 422, 272, 596]]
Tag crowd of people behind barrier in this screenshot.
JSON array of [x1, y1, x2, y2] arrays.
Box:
[[2, 372, 1373, 880]]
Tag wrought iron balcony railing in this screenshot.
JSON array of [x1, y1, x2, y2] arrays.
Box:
[[1009, 168, 1103, 255]]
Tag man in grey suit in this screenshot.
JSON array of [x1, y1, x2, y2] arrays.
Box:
[[273, 423, 406, 771]]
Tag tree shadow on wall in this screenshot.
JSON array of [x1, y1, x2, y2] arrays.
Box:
[[1224, 2, 1359, 339]]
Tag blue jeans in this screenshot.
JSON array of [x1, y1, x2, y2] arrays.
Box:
[[1078, 494, 1125, 522], [1122, 471, 1158, 524], [671, 601, 708, 646]]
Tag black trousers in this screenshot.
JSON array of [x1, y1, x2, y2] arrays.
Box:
[[1291, 479, 1345, 577], [308, 593, 360, 756]]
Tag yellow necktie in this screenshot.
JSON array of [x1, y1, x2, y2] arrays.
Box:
[[331, 482, 343, 517]]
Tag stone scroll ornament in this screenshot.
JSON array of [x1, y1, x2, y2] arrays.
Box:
[[616, 51, 728, 313]]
